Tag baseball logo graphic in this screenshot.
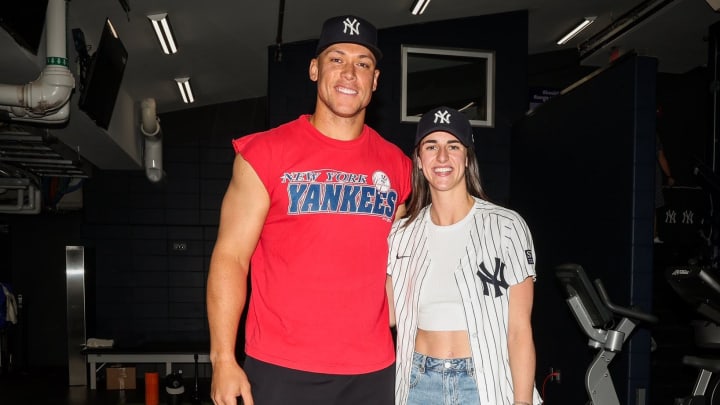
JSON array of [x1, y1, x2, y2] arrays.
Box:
[[372, 171, 391, 193]]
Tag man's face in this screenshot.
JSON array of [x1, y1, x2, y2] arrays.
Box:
[[309, 43, 380, 119]]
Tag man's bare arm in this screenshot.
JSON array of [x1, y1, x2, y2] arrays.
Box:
[[207, 154, 269, 405]]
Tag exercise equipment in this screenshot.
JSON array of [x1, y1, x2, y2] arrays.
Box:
[[555, 263, 658, 405], [165, 369, 184, 405], [666, 264, 720, 404], [191, 353, 202, 405]]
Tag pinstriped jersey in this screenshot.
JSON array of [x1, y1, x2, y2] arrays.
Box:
[[388, 198, 542, 405]]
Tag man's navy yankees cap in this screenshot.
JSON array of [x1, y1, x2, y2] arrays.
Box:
[[415, 106, 474, 147], [316, 15, 383, 61]]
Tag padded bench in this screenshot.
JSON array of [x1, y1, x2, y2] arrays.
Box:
[[83, 342, 211, 390]]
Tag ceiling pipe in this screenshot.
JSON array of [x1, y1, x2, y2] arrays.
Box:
[[274, 0, 286, 62], [578, 0, 676, 62], [0, 0, 75, 124], [139, 98, 164, 183]]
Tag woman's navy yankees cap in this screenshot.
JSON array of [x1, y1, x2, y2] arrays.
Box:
[[415, 106, 474, 147], [315, 15, 383, 61]]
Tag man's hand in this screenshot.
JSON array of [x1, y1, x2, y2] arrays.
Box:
[[210, 359, 253, 405]]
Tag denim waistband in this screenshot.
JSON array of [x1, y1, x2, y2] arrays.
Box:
[[412, 352, 475, 373]]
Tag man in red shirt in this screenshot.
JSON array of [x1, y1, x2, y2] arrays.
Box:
[[207, 15, 412, 405]]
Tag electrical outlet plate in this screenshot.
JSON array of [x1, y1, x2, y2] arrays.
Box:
[[549, 367, 561, 383]]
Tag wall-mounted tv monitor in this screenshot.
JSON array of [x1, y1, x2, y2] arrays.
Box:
[[78, 18, 127, 130]]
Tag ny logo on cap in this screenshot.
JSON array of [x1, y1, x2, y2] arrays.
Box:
[[434, 109, 451, 125], [343, 18, 361, 36]]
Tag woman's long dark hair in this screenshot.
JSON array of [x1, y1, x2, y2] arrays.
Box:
[[402, 144, 489, 226]]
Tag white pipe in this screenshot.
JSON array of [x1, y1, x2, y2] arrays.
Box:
[[46, 0, 66, 58], [140, 98, 164, 182], [0, 102, 70, 123], [140, 98, 161, 137], [0, 0, 74, 122], [0, 84, 22, 106], [144, 136, 163, 183]]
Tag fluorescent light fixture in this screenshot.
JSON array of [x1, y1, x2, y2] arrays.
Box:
[[175, 77, 194, 103], [556, 17, 596, 45], [148, 13, 177, 54], [410, 0, 431, 15], [106, 19, 119, 39]]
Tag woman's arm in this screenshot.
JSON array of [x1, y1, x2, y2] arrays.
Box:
[[386, 276, 396, 328], [507, 277, 537, 405]]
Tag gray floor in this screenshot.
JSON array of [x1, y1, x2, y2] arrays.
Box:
[[0, 367, 212, 405]]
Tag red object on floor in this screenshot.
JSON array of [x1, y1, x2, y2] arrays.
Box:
[[145, 372, 159, 405]]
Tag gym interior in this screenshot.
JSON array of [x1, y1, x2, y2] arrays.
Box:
[[1, 6, 719, 405]]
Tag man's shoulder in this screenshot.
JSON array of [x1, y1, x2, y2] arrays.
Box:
[[233, 117, 305, 150]]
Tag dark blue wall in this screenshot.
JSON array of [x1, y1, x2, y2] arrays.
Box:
[[0, 11, 711, 404], [512, 55, 658, 405], [0, 98, 266, 375], [82, 98, 267, 348], [268, 11, 528, 203], [0, 11, 531, 373]]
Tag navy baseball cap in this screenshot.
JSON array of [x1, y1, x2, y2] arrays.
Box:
[[415, 106, 474, 147], [315, 15, 382, 61]]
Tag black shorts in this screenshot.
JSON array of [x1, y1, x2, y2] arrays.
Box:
[[243, 355, 395, 405]]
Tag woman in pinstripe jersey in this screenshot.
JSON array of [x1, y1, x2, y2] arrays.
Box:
[[387, 106, 542, 405]]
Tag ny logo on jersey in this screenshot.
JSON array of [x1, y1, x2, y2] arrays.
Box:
[[343, 18, 360, 36], [434, 109, 451, 125], [476, 257, 509, 297]]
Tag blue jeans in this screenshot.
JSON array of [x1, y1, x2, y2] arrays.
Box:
[[407, 352, 481, 405]]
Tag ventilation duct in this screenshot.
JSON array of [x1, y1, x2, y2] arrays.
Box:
[[139, 98, 164, 183], [0, 0, 74, 124], [578, 0, 676, 63]]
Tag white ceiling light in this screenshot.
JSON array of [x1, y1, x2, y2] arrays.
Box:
[[557, 17, 596, 45], [106, 19, 119, 39], [175, 77, 194, 103], [410, 0, 431, 15], [148, 13, 177, 54]]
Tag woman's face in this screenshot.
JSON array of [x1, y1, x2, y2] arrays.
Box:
[[417, 131, 468, 193]]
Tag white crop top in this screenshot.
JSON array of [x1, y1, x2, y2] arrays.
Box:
[[417, 206, 473, 331]]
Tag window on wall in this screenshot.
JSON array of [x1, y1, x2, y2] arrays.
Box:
[[401, 45, 495, 127]]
